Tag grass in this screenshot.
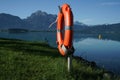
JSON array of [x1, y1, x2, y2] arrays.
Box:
[[0, 38, 119, 80]]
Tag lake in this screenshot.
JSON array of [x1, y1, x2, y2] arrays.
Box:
[[0, 32, 120, 74]]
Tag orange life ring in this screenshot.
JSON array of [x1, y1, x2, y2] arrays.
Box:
[[57, 4, 74, 56]]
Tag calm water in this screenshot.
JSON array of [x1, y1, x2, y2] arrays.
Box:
[[74, 38, 120, 74], [0, 32, 56, 46], [0, 32, 120, 74]]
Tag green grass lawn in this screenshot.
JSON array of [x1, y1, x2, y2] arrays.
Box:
[[0, 38, 119, 80]]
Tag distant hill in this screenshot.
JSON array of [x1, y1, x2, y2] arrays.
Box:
[[0, 11, 120, 33], [0, 13, 31, 29], [74, 21, 88, 31], [79, 23, 120, 34]]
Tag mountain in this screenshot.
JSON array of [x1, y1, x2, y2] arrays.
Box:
[[74, 21, 88, 31], [79, 23, 120, 34], [0, 11, 87, 31], [0, 13, 31, 29], [0, 11, 120, 33], [24, 10, 57, 30], [24, 10, 88, 31]]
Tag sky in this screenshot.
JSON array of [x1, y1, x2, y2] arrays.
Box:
[[0, 0, 120, 25]]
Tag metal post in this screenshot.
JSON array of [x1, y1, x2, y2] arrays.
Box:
[[68, 55, 72, 72]]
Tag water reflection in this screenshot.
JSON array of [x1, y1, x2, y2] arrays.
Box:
[[0, 32, 57, 47], [74, 38, 120, 74]]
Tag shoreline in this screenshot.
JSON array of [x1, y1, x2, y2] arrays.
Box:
[[0, 38, 119, 79]]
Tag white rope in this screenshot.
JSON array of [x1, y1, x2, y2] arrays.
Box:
[[48, 17, 58, 28]]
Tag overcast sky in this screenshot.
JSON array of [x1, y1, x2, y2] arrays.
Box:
[[0, 0, 120, 25]]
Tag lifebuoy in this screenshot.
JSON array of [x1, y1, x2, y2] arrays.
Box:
[[57, 4, 74, 56]]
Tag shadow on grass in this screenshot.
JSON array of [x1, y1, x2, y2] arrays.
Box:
[[0, 38, 61, 57]]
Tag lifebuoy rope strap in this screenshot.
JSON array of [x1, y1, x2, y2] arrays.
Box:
[[61, 44, 68, 54], [61, 44, 75, 56], [65, 26, 73, 30], [57, 29, 62, 32], [57, 26, 73, 32]]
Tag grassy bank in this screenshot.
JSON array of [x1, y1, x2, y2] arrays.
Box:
[[0, 38, 119, 80]]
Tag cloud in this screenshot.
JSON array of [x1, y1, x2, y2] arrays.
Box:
[[101, 2, 120, 6]]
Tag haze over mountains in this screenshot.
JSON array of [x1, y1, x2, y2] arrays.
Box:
[[0, 10, 120, 33]]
